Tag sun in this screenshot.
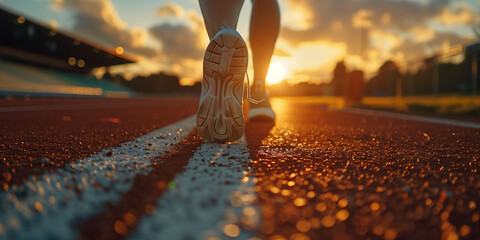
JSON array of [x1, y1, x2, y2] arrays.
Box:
[[266, 59, 290, 85]]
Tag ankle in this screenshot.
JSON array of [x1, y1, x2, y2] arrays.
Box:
[[252, 80, 266, 91]]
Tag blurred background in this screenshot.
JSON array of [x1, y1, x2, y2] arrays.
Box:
[[0, 0, 479, 115]]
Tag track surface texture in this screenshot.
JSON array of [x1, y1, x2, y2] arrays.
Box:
[[1, 98, 198, 187], [1, 97, 480, 240], [245, 99, 480, 240]]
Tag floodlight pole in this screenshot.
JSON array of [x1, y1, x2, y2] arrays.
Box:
[[471, 27, 479, 94], [433, 55, 439, 95], [473, 48, 478, 94], [360, 27, 365, 58]]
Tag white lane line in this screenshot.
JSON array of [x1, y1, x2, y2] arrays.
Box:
[[0, 116, 196, 240], [129, 137, 260, 240], [340, 107, 480, 129]]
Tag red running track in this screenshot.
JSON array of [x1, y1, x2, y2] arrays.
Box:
[[2, 97, 480, 240], [0, 97, 198, 188]]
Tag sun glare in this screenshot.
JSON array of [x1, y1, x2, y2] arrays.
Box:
[[266, 59, 289, 85]]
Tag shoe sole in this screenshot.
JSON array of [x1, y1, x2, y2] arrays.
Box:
[[248, 107, 276, 121], [196, 28, 248, 142]]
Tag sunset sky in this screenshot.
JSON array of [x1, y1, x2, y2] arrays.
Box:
[[1, 0, 479, 85]]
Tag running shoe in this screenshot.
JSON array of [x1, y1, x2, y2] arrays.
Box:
[[247, 83, 276, 121], [196, 27, 248, 142]]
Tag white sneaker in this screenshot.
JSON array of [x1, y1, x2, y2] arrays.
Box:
[[196, 27, 248, 142], [247, 84, 276, 121]]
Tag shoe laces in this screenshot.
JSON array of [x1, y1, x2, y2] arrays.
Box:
[[245, 72, 265, 104]]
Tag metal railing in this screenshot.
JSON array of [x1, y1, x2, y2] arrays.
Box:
[[399, 42, 479, 96]]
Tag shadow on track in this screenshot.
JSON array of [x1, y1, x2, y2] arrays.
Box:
[[245, 119, 275, 156]]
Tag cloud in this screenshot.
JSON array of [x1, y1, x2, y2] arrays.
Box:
[[155, 2, 184, 18], [283, 0, 314, 30], [50, 0, 157, 58], [352, 9, 374, 28], [149, 9, 206, 62], [436, 3, 477, 26], [50, 0, 63, 11], [47, 0, 208, 84], [282, 0, 453, 47], [273, 48, 291, 57], [408, 26, 435, 43], [280, 0, 479, 79], [150, 23, 203, 61], [147, 8, 208, 84]]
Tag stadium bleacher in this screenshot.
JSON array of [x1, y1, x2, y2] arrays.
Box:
[[0, 7, 135, 98]]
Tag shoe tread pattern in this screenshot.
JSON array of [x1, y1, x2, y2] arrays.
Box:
[[197, 30, 248, 142]]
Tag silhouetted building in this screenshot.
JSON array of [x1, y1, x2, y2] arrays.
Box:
[[268, 80, 326, 97], [345, 70, 364, 104], [331, 61, 347, 96], [367, 60, 400, 96], [107, 72, 201, 96], [465, 43, 479, 93]]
